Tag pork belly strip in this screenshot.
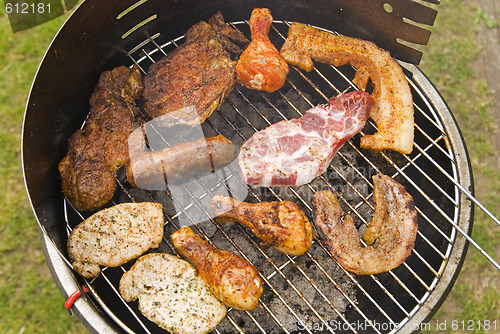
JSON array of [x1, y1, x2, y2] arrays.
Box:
[[280, 22, 414, 154], [67, 202, 164, 278], [126, 135, 235, 188], [58, 65, 143, 211], [312, 174, 418, 275]]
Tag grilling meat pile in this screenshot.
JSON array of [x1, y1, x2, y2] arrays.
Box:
[[60, 8, 420, 333]]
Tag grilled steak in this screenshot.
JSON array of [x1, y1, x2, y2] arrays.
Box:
[[143, 12, 247, 127], [58, 65, 143, 211], [67, 202, 164, 278]]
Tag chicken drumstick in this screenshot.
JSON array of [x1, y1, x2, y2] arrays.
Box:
[[211, 195, 314, 256], [236, 8, 289, 92], [171, 226, 263, 311]]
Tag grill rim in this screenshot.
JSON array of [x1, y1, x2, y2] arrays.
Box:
[[22, 1, 475, 333]]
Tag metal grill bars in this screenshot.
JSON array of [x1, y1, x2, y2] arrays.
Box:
[[60, 20, 478, 334]]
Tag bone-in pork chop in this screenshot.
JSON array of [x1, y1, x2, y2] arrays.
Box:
[[238, 91, 373, 186]]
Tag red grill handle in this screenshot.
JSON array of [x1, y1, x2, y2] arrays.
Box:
[[64, 285, 90, 313]]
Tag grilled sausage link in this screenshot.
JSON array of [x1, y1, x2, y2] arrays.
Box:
[[126, 135, 235, 188]]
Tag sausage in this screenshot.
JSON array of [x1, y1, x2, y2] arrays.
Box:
[[127, 135, 235, 189]]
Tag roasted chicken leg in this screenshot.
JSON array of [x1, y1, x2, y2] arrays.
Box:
[[171, 226, 263, 311], [58, 65, 143, 211], [211, 195, 313, 255], [236, 8, 289, 92]]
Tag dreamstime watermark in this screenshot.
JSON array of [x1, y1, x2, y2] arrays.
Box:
[[5, 0, 78, 32]]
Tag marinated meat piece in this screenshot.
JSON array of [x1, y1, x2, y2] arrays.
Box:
[[312, 174, 418, 275], [67, 202, 164, 278], [171, 226, 263, 311], [236, 8, 289, 92], [238, 91, 373, 187], [58, 65, 143, 211], [143, 12, 247, 127], [212, 195, 314, 256], [280, 22, 415, 154], [120, 253, 227, 334], [127, 135, 235, 188]]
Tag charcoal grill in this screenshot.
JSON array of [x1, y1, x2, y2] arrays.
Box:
[[23, 0, 500, 333]]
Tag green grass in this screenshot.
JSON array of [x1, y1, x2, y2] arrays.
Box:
[[419, 0, 500, 332], [0, 7, 87, 334], [1, 0, 499, 333]]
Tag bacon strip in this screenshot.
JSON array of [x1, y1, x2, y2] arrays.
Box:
[[280, 22, 414, 154]]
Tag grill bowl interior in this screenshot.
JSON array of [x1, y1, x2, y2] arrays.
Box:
[[23, 0, 473, 333]]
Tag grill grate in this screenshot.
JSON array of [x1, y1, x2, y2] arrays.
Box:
[[57, 20, 478, 334]]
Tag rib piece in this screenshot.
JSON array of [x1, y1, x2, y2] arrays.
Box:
[[143, 12, 247, 127], [312, 174, 418, 275], [119, 253, 226, 334], [280, 22, 414, 154], [236, 8, 289, 92], [238, 91, 373, 186], [171, 226, 263, 311], [212, 195, 313, 256], [67, 202, 164, 278], [58, 65, 143, 211]]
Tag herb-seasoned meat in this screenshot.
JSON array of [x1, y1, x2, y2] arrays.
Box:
[[67, 202, 164, 278], [120, 253, 227, 334]]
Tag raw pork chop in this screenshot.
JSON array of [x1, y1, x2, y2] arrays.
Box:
[[238, 91, 373, 186]]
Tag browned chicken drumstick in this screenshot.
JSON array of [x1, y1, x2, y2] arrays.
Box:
[[211, 195, 314, 256], [171, 226, 263, 311]]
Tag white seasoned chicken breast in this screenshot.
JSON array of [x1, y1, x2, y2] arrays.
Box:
[[119, 253, 227, 334], [67, 202, 164, 278]]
